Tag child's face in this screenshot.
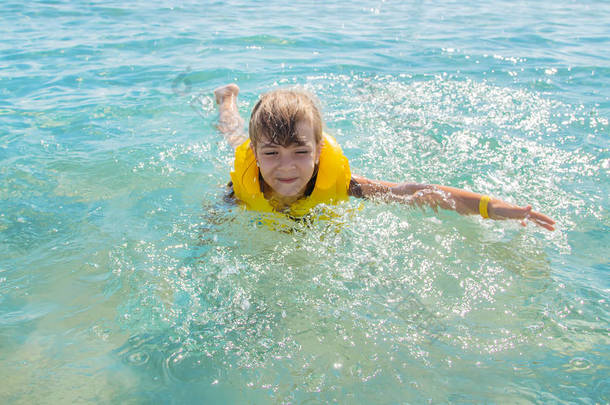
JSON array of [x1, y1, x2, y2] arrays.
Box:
[[251, 120, 322, 200]]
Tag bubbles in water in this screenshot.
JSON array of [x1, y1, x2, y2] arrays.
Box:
[[107, 72, 607, 401]]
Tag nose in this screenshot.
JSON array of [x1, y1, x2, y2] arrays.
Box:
[[277, 152, 296, 170]]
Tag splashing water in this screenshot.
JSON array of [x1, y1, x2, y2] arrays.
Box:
[[1, 0, 608, 403]]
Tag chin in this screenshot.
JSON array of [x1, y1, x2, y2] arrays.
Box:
[[274, 184, 305, 198]]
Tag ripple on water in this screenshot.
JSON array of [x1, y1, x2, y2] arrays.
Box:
[[126, 351, 150, 366], [567, 356, 593, 371], [163, 349, 224, 384], [115, 334, 155, 367]]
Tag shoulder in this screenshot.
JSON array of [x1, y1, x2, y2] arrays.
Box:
[[348, 177, 364, 198]]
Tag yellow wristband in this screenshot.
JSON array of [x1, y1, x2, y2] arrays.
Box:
[[479, 195, 490, 218]]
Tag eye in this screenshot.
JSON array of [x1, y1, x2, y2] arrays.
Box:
[[295, 150, 310, 154], [263, 151, 278, 156]]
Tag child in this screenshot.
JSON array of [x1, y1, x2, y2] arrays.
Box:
[[214, 84, 555, 231]]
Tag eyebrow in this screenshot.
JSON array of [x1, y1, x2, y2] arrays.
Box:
[[260, 140, 309, 148]]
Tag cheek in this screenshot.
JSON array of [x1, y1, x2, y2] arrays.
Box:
[[300, 159, 317, 176], [295, 154, 314, 167], [257, 159, 280, 182], [257, 161, 273, 177]]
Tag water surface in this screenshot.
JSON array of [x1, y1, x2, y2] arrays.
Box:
[[1, 0, 608, 403]]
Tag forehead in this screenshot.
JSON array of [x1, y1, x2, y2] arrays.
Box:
[[259, 121, 316, 147]]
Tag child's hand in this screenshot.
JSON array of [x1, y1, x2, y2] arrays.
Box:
[[489, 202, 556, 231]]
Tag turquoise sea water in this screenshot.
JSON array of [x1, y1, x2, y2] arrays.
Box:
[[1, 0, 608, 402]]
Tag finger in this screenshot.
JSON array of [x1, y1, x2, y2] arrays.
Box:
[[529, 216, 555, 231], [423, 195, 437, 212], [416, 198, 426, 213], [534, 213, 555, 225], [531, 213, 556, 227]]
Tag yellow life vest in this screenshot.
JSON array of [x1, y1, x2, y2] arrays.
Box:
[[230, 133, 351, 217]]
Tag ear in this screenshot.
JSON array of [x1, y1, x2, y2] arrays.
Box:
[[249, 142, 260, 166]]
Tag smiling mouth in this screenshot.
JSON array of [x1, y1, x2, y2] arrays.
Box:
[[277, 177, 298, 183]]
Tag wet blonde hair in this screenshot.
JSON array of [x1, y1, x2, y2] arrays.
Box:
[[249, 89, 323, 148]]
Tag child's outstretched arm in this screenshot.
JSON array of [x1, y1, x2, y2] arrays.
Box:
[[350, 175, 556, 231]]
